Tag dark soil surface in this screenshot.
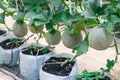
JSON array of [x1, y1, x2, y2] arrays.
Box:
[[76, 75, 111, 80], [42, 57, 75, 76], [22, 47, 50, 56], [0, 30, 6, 36], [0, 39, 23, 49], [115, 33, 120, 38], [114, 24, 120, 38]]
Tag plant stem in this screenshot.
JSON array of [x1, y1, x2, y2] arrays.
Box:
[[63, 1, 69, 9], [22, 34, 34, 43], [83, 27, 88, 35], [71, 54, 79, 62], [36, 33, 41, 44], [109, 44, 115, 47], [56, 25, 59, 30], [114, 36, 119, 63], [15, 0, 18, 12], [4, 23, 12, 31], [79, 2, 84, 11], [20, 0, 24, 7]]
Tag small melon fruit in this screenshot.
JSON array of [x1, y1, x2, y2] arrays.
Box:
[[29, 25, 44, 33], [12, 21, 28, 37], [88, 26, 113, 50], [45, 30, 61, 45], [61, 29, 83, 49]]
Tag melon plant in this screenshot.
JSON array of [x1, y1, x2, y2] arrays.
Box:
[[45, 29, 61, 45], [29, 24, 44, 33], [12, 21, 28, 37], [88, 26, 113, 50], [62, 28, 83, 49]]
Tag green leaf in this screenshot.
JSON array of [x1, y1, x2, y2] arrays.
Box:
[[53, 10, 64, 24], [71, 18, 98, 34], [46, 21, 54, 30], [83, 70, 88, 75], [103, 21, 114, 33], [103, 15, 120, 33], [34, 19, 47, 26], [73, 34, 89, 55], [82, 0, 109, 18], [101, 59, 115, 73], [71, 18, 84, 34], [10, 38, 18, 43], [0, 12, 5, 24], [116, 3, 120, 9], [62, 10, 81, 26], [0, 60, 3, 67], [82, 4, 96, 19], [85, 19, 98, 27], [49, 29, 57, 35], [41, 47, 49, 54], [89, 0, 100, 11], [106, 59, 115, 69], [42, 10, 53, 21], [36, 7, 42, 13], [34, 10, 53, 23], [12, 12, 25, 21], [29, 45, 34, 49], [24, 5, 35, 11], [34, 14, 46, 21], [49, 0, 63, 7], [110, 15, 120, 24], [25, 11, 37, 20]]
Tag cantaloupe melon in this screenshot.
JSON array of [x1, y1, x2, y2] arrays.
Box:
[[12, 21, 28, 37], [62, 29, 83, 49], [45, 30, 61, 45], [29, 25, 44, 33], [88, 26, 113, 50]]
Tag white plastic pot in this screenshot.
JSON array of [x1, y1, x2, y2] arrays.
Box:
[[20, 47, 52, 80], [0, 32, 14, 42], [40, 53, 78, 80], [0, 35, 27, 66]]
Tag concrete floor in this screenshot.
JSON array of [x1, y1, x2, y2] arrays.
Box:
[[0, 72, 14, 80]]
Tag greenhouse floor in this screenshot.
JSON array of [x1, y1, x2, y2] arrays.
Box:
[[0, 67, 22, 80]]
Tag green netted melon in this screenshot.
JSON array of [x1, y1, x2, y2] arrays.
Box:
[[12, 22, 28, 37], [61, 29, 83, 49], [88, 26, 113, 50], [45, 30, 61, 45], [29, 25, 44, 33]]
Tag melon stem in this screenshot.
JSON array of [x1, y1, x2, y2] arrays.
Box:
[[15, 0, 19, 12], [114, 36, 119, 63], [22, 34, 34, 43], [36, 33, 41, 44], [71, 54, 79, 62], [4, 23, 13, 31], [83, 27, 87, 34]]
